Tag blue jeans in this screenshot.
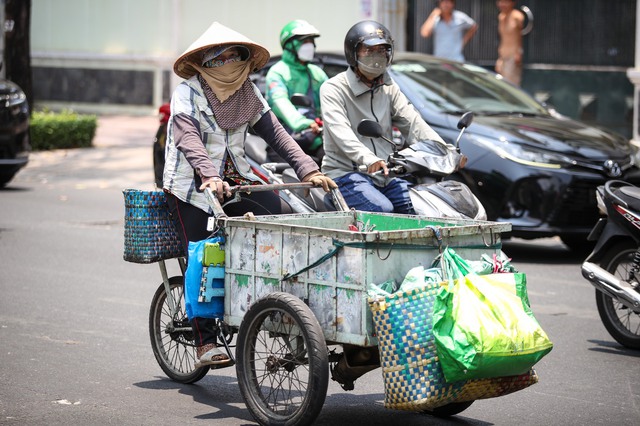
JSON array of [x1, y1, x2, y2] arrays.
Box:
[[334, 172, 415, 214]]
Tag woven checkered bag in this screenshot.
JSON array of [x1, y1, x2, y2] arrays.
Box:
[[369, 280, 538, 411], [123, 189, 185, 263]]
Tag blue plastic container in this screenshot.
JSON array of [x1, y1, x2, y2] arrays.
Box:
[[184, 236, 225, 320]]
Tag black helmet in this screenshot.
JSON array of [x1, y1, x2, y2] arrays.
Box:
[[344, 20, 394, 68]]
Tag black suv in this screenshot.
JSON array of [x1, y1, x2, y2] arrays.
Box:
[[0, 76, 30, 187]]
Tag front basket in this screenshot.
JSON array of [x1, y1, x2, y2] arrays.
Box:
[[122, 189, 185, 263]]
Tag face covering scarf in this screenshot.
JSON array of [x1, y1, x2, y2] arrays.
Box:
[[192, 60, 253, 102], [192, 59, 264, 130]]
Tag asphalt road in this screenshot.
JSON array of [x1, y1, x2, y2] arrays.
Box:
[[1, 115, 639, 425]]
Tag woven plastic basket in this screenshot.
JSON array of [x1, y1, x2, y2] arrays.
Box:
[[369, 281, 538, 411], [123, 189, 185, 263]]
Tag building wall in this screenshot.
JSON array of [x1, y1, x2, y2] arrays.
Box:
[[30, 0, 386, 114], [30, 0, 633, 138], [407, 0, 635, 138]]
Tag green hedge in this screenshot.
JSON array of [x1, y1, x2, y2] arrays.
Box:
[[30, 110, 98, 151]]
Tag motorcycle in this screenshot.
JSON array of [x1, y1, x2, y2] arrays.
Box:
[[248, 112, 486, 220], [266, 94, 324, 166], [154, 98, 485, 220], [354, 113, 486, 220], [581, 180, 640, 349], [153, 103, 171, 188]]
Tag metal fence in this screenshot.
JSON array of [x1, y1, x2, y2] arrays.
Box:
[[407, 0, 636, 67]]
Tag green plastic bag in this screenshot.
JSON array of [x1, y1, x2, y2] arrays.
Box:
[[433, 249, 553, 383]]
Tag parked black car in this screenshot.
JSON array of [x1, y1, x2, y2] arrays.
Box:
[[157, 51, 640, 250], [0, 76, 30, 187]]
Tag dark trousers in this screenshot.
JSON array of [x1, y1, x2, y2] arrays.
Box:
[[166, 187, 290, 346]]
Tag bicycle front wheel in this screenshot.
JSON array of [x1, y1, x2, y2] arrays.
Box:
[[236, 292, 329, 426], [149, 276, 209, 383]]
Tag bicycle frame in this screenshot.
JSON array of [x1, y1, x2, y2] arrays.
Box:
[[158, 257, 188, 332]]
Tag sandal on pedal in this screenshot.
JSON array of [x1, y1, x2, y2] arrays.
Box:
[[195, 344, 231, 368]]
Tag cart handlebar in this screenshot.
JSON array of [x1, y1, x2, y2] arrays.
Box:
[[204, 182, 349, 224]]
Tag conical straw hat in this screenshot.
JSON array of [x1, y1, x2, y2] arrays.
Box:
[[173, 21, 270, 79]]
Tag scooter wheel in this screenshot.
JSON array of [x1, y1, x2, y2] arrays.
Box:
[[596, 241, 640, 349]]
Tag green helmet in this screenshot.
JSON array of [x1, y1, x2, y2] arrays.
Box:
[[279, 19, 320, 49]]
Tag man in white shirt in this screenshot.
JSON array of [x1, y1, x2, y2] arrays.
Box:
[[420, 0, 478, 62]]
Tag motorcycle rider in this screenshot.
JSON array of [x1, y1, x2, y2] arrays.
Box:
[[265, 19, 329, 164], [320, 20, 466, 213]]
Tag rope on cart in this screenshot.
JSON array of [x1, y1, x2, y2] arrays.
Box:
[[281, 237, 502, 282]]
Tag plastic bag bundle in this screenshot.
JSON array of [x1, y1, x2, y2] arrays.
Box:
[[432, 249, 553, 382]]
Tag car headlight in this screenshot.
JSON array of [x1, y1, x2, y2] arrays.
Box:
[[1, 90, 26, 108], [9, 91, 26, 107], [472, 135, 574, 169]]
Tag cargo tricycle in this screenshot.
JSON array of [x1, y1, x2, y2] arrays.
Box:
[[125, 183, 519, 426]]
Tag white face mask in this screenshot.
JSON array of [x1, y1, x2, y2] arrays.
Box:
[[297, 43, 315, 62], [357, 52, 389, 80]]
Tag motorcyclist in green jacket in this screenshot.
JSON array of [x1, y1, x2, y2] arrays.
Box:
[[265, 20, 329, 164]]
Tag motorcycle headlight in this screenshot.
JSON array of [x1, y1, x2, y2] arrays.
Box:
[[472, 135, 574, 169]]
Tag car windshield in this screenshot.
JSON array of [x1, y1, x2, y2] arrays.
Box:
[[389, 59, 548, 116]]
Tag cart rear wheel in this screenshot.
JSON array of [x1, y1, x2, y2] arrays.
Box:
[[149, 277, 209, 383], [423, 400, 474, 417], [236, 292, 329, 426]]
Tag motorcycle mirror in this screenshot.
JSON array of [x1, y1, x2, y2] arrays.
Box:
[[455, 112, 474, 151], [290, 93, 313, 108], [357, 119, 383, 138], [457, 111, 474, 130], [357, 119, 400, 154]]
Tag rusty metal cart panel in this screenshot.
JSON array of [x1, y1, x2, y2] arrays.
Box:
[[220, 210, 511, 347]]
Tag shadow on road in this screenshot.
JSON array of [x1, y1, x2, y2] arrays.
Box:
[[134, 375, 494, 426], [316, 392, 493, 426], [0, 185, 32, 192], [502, 238, 586, 265], [587, 339, 640, 358], [134, 374, 256, 423]]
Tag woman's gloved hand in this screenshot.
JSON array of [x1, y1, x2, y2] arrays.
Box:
[[302, 171, 338, 193], [200, 177, 231, 202]]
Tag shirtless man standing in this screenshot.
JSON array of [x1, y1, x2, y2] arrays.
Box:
[[496, 0, 524, 86]]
